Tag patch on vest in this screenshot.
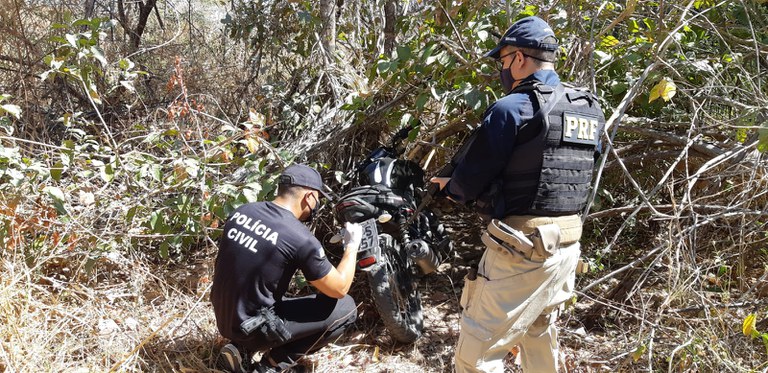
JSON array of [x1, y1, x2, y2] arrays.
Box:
[[562, 112, 600, 145]]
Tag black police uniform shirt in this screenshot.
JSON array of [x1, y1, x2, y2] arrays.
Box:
[[210, 201, 333, 339], [445, 70, 560, 203]]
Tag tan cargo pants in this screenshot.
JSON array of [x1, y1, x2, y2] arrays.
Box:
[[454, 215, 582, 373]]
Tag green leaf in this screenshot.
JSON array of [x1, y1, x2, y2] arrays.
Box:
[[415, 93, 429, 113], [44, 186, 68, 214], [694, 0, 715, 9], [735, 128, 747, 143], [757, 130, 768, 150], [627, 19, 640, 33], [599, 35, 620, 48], [100, 162, 114, 182], [0, 104, 21, 119], [159, 241, 169, 259], [152, 164, 162, 182], [119, 58, 135, 70], [436, 51, 453, 66], [610, 82, 628, 95], [242, 187, 260, 202], [420, 43, 437, 63], [51, 162, 65, 181], [631, 344, 647, 362], [90, 46, 108, 66], [520, 5, 537, 17], [72, 19, 91, 27], [395, 45, 412, 61], [150, 210, 162, 231], [65, 33, 79, 48], [126, 206, 138, 224], [463, 88, 482, 110], [643, 18, 655, 30], [477, 30, 489, 41], [376, 60, 391, 75]]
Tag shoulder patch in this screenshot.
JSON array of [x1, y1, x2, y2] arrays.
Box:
[[316, 247, 326, 259], [562, 111, 600, 145]]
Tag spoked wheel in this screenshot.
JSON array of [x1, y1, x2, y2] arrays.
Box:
[[367, 235, 423, 343]]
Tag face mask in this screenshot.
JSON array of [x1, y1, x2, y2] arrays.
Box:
[[301, 194, 319, 223], [500, 53, 521, 93]]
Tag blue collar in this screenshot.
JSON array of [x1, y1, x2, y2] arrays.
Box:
[[520, 70, 560, 87]]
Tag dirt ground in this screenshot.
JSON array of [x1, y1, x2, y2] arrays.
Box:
[[295, 212, 614, 373]]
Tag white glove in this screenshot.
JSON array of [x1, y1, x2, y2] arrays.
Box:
[[343, 222, 363, 251]]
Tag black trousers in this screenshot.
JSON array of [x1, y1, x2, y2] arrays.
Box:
[[235, 293, 357, 364]]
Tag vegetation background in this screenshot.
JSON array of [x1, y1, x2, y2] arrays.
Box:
[[1, 0, 767, 371]]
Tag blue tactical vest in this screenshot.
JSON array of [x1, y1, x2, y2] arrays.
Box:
[[492, 82, 605, 217]]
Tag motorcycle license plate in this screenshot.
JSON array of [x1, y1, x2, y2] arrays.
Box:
[[357, 218, 380, 270]]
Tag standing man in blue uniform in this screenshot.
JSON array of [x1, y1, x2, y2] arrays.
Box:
[[211, 164, 363, 373], [432, 16, 605, 372]]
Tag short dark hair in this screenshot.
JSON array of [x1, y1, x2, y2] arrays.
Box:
[[520, 36, 558, 65], [277, 183, 310, 198]]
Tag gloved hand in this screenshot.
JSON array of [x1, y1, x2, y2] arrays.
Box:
[[342, 222, 363, 251]]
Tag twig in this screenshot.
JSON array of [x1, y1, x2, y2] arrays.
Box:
[[668, 337, 694, 372], [667, 300, 768, 314], [586, 204, 768, 220], [109, 312, 182, 372], [436, 38, 470, 66], [619, 125, 724, 158], [435, 1, 468, 55], [581, 246, 665, 293], [123, 1, 184, 60], [598, 131, 701, 253], [0, 136, 71, 150], [365, 85, 418, 120], [0, 340, 12, 373], [167, 282, 213, 336], [603, 133, 667, 217]]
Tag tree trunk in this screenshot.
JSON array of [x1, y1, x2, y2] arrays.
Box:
[[117, 0, 157, 51], [84, 0, 96, 19], [383, 0, 396, 56], [319, 0, 336, 59]]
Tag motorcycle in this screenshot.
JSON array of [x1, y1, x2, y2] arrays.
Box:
[[332, 126, 452, 343]]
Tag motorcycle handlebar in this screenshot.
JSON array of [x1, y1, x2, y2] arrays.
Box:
[[348, 124, 416, 179], [391, 125, 414, 145]]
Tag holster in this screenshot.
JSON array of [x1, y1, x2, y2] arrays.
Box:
[[483, 219, 562, 261], [530, 223, 561, 259], [239, 307, 292, 345]]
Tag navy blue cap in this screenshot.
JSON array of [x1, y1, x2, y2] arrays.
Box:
[[278, 164, 332, 200], [486, 16, 558, 58]]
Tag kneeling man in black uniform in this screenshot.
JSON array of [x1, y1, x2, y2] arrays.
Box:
[[211, 164, 362, 372]]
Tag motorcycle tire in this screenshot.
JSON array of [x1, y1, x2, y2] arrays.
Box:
[[366, 236, 423, 343]]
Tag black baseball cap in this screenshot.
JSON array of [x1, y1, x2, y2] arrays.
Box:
[[278, 164, 332, 200], [486, 16, 558, 59]]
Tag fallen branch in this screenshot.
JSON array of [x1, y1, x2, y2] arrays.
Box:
[[667, 300, 768, 314], [586, 204, 768, 220]]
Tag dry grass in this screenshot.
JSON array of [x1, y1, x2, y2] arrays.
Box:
[[2, 210, 768, 373], [2, 225, 768, 373], [0, 247, 217, 372], [0, 245, 458, 373]]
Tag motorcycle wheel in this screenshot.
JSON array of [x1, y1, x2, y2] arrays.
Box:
[[366, 235, 423, 343]]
